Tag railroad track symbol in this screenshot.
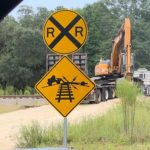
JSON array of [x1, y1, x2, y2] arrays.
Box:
[[42, 75, 89, 103], [56, 83, 74, 103]]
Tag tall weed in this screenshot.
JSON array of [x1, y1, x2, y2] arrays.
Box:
[[116, 79, 140, 139]]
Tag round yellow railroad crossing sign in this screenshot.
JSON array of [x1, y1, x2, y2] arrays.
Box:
[[43, 9, 88, 54]]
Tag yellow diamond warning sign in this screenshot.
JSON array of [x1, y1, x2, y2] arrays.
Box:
[[43, 9, 88, 54], [35, 56, 95, 117]]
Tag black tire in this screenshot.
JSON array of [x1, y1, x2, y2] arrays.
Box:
[[108, 87, 116, 99], [102, 88, 109, 101], [94, 89, 101, 104]]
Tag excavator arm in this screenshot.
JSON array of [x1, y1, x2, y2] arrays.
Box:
[[110, 24, 124, 74], [124, 18, 132, 79], [110, 18, 132, 78], [95, 18, 133, 80]]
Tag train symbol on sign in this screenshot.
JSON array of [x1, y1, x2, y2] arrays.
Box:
[[42, 75, 89, 103]]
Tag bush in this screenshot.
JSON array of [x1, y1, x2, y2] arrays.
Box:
[[17, 121, 63, 148], [116, 79, 140, 138], [0, 87, 4, 95], [24, 90, 31, 95], [15, 89, 23, 95], [17, 121, 44, 148], [24, 86, 33, 94], [4, 86, 15, 95]]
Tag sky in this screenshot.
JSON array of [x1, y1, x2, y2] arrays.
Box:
[[10, 0, 99, 17]]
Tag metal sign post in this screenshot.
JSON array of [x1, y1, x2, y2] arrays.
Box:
[[64, 117, 67, 148]]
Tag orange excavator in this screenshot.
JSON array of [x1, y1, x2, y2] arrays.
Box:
[[95, 18, 133, 80], [87, 18, 134, 103]]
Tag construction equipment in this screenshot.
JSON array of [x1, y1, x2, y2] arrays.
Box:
[[87, 18, 134, 103], [95, 18, 133, 79]]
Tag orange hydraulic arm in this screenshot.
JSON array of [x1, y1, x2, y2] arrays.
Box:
[[124, 18, 132, 79], [95, 18, 133, 79], [110, 18, 132, 79], [110, 26, 124, 74]]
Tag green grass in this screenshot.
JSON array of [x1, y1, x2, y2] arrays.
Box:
[[17, 98, 150, 149], [73, 143, 150, 150], [0, 86, 38, 95]]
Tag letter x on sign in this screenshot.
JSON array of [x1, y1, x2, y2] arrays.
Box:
[[43, 10, 88, 54]]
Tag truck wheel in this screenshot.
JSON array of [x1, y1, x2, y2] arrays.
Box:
[[94, 89, 101, 104], [109, 88, 116, 99], [102, 88, 109, 101]]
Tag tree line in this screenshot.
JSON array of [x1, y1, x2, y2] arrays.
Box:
[[0, 0, 149, 90]]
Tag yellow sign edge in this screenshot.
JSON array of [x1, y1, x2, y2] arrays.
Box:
[[42, 9, 88, 55], [35, 56, 95, 117]]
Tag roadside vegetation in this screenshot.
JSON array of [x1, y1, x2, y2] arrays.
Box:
[[116, 79, 140, 138], [17, 98, 150, 150], [0, 86, 37, 96]]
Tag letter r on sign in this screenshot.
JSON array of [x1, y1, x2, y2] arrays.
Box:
[[75, 26, 83, 37], [47, 27, 55, 37]]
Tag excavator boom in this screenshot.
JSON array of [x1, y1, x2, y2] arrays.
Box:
[[95, 18, 133, 79], [124, 18, 132, 79]]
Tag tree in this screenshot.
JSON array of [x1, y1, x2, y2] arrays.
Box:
[[0, 7, 50, 89], [79, 2, 120, 76], [103, 0, 150, 70]]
